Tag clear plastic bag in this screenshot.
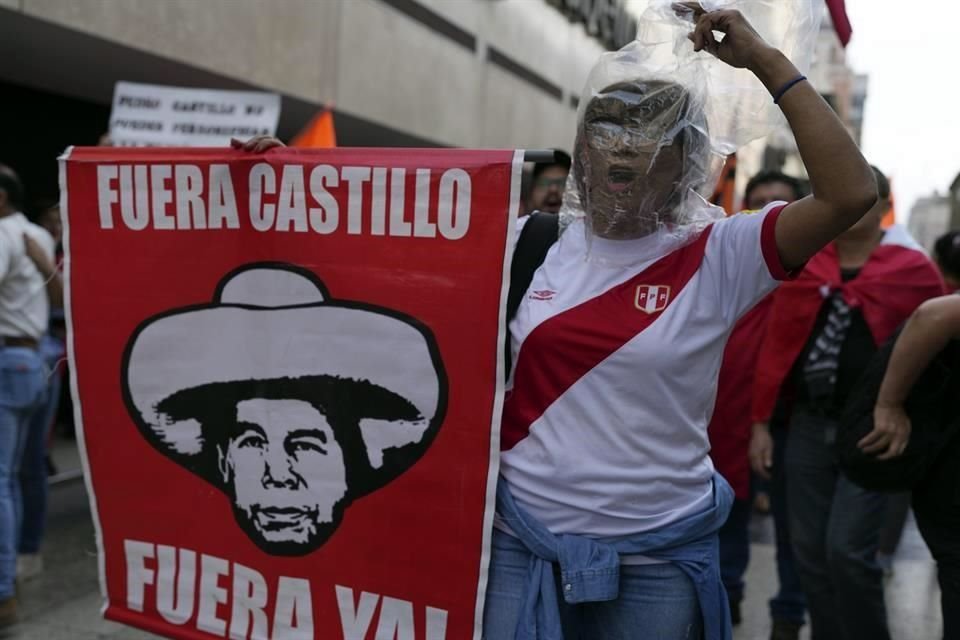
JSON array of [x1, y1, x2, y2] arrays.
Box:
[[558, 0, 821, 239]]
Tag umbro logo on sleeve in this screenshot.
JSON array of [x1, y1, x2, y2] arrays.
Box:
[[529, 289, 556, 301]]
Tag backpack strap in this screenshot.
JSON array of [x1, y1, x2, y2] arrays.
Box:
[[504, 212, 560, 379]]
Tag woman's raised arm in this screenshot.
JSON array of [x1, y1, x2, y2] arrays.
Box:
[[676, 3, 877, 271]]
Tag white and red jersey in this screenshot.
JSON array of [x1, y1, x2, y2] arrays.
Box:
[[499, 202, 790, 537]]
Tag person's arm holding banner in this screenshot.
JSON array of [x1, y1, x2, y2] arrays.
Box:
[[231, 136, 284, 153], [676, 3, 877, 271], [860, 295, 960, 459]]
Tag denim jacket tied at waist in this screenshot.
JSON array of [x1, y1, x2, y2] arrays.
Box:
[[494, 472, 734, 640]]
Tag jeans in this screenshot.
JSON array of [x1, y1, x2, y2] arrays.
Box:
[[769, 422, 807, 625], [718, 498, 750, 606], [18, 335, 63, 555], [785, 408, 890, 640], [483, 529, 703, 639], [0, 347, 48, 599]]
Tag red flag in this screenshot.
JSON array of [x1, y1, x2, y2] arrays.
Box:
[[290, 107, 337, 148], [826, 0, 853, 47]]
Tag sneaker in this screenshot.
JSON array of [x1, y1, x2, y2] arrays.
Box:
[[16, 554, 43, 581], [770, 619, 802, 640], [0, 597, 17, 628]]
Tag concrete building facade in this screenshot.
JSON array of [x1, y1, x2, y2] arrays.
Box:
[[0, 0, 631, 148], [1, 0, 848, 212], [1, 0, 640, 203], [908, 194, 952, 254]]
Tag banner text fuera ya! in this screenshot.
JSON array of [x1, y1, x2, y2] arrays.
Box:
[[61, 146, 521, 640]]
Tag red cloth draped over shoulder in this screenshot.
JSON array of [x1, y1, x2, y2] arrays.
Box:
[[751, 237, 946, 423], [709, 295, 773, 500]]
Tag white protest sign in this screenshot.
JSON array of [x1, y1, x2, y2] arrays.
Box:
[[108, 81, 280, 147]]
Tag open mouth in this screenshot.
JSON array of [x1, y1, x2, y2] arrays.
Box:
[[260, 506, 305, 516], [606, 166, 636, 193], [542, 195, 563, 211]]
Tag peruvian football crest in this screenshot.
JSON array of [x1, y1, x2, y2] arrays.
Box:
[[634, 285, 671, 313]]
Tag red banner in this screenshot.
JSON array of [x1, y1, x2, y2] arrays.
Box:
[[60, 146, 521, 639]]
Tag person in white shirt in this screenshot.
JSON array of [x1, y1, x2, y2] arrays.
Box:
[[0, 168, 59, 627], [488, 5, 879, 637], [235, 6, 878, 637]]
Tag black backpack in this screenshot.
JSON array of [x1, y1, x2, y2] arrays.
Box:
[[837, 334, 960, 492], [504, 212, 560, 377]]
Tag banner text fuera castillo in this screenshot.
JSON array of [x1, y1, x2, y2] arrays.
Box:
[[96, 162, 473, 239]]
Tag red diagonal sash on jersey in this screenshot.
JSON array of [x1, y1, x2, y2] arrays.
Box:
[[501, 227, 714, 451]]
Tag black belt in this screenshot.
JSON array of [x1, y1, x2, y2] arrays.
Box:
[[1, 336, 38, 349]]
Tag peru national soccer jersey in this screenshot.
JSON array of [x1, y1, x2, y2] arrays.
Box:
[[500, 202, 790, 537]]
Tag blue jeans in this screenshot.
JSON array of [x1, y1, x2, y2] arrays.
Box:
[[483, 529, 703, 639], [786, 408, 890, 640], [769, 422, 807, 625], [18, 335, 63, 555], [0, 347, 47, 599], [718, 498, 750, 606]]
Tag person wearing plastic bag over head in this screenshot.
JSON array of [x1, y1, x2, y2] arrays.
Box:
[[484, 2, 877, 640]]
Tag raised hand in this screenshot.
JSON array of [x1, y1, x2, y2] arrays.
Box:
[[672, 2, 771, 70], [230, 135, 286, 153]]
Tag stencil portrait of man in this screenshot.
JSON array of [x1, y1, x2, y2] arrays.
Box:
[[122, 264, 447, 556]]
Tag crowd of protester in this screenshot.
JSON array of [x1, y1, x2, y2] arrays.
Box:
[[0, 146, 955, 636], [2, 6, 960, 639], [3, 158, 958, 638], [503, 7, 959, 637], [523, 162, 958, 640], [518, 155, 959, 640], [4, 133, 960, 639]]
